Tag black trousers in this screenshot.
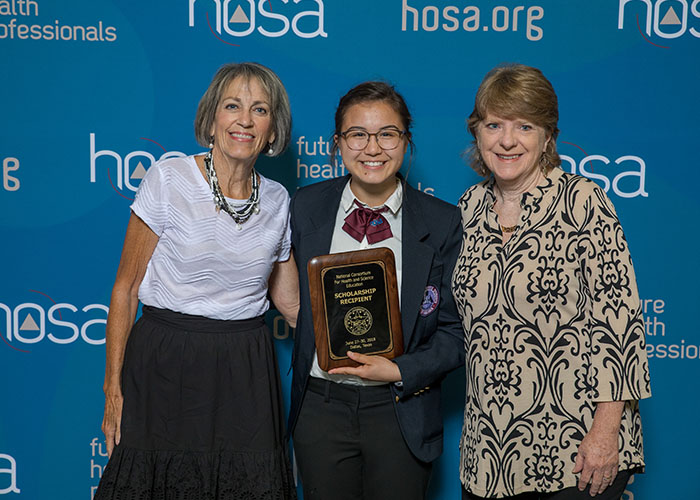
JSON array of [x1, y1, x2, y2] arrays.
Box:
[[293, 377, 432, 500], [463, 470, 632, 500]]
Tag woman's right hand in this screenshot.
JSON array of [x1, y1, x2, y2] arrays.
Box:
[[100, 214, 159, 458], [102, 391, 124, 458]]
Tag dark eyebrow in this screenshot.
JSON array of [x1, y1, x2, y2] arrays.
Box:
[[344, 125, 402, 132]]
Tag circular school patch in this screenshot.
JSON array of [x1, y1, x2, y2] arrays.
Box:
[[420, 285, 439, 317]]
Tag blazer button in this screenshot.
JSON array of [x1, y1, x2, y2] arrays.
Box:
[[395, 395, 400, 403]]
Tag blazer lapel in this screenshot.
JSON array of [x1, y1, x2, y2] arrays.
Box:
[[400, 188, 433, 346], [296, 176, 348, 357], [303, 176, 348, 258]]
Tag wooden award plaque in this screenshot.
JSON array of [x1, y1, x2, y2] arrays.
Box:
[[307, 247, 403, 371]]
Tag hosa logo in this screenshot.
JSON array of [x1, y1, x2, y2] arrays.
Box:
[[560, 149, 648, 199], [1, 296, 108, 348], [0, 453, 19, 495], [89, 133, 185, 194], [618, 0, 700, 40], [401, 1, 544, 41], [188, 0, 327, 39]]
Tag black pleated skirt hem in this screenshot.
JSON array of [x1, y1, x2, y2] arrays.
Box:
[[96, 444, 296, 500]]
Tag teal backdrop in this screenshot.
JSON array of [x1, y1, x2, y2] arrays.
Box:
[[1, 0, 697, 498]]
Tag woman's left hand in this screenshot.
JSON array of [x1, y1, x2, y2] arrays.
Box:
[[328, 351, 402, 382], [572, 401, 624, 496]]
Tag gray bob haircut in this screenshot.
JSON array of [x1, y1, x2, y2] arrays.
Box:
[[194, 62, 292, 157]]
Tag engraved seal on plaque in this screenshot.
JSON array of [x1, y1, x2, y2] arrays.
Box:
[[344, 306, 373, 336]]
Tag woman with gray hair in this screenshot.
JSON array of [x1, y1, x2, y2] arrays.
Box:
[[95, 62, 298, 499], [452, 64, 650, 499]]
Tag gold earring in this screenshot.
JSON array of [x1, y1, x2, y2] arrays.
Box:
[[480, 158, 489, 177], [539, 154, 549, 176]]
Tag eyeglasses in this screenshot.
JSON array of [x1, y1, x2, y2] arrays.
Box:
[[340, 128, 407, 151]]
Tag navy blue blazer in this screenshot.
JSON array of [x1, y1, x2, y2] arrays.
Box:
[[288, 175, 464, 463]]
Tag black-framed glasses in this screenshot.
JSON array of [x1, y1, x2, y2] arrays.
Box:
[[340, 128, 407, 150]]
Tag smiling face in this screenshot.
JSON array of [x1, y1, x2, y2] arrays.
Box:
[[210, 76, 274, 167], [476, 113, 550, 187], [336, 100, 407, 205]]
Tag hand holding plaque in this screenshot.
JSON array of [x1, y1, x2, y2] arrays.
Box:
[[307, 248, 403, 371]]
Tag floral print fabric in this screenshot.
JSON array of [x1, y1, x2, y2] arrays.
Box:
[[452, 168, 651, 498]]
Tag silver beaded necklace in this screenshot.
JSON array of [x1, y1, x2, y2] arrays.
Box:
[[203, 148, 260, 229]]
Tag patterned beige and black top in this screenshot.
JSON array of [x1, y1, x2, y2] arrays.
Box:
[[451, 167, 651, 498]]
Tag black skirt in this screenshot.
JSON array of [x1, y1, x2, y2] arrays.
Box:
[[95, 306, 296, 500]]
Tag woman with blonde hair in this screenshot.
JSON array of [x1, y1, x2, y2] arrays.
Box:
[[452, 64, 650, 499]]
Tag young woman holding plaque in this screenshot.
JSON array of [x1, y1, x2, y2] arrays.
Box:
[[289, 81, 465, 499]]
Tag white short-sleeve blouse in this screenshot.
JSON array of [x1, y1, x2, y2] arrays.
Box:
[[131, 155, 291, 320]]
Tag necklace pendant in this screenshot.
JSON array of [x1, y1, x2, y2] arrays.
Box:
[[253, 204, 260, 215], [236, 222, 242, 230]]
